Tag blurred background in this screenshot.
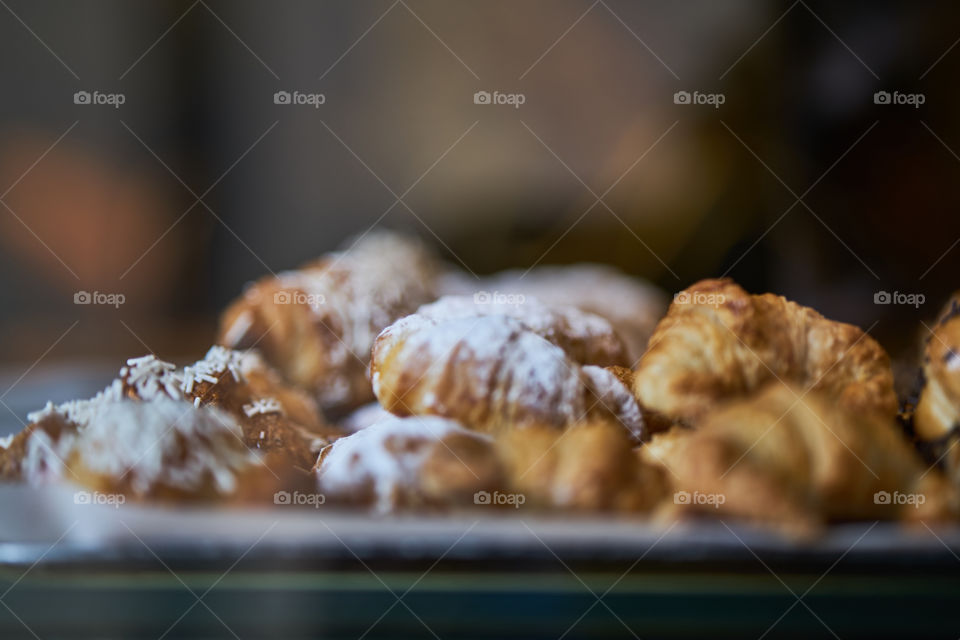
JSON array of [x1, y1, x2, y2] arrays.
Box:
[[1, 0, 959, 427]]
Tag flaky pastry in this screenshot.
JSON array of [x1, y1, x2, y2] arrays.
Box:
[[440, 263, 667, 361], [415, 295, 629, 367], [914, 295, 960, 485], [647, 382, 955, 531], [218, 231, 440, 412], [497, 420, 666, 512], [1, 349, 331, 499], [315, 415, 503, 513], [633, 278, 897, 425], [371, 314, 645, 437]]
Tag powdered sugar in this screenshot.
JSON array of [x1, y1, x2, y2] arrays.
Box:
[[235, 231, 439, 408], [439, 264, 666, 360], [415, 295, 627, 365], [339, 402, 395, 433], [373, 314, 592, 429], [316, 415, 485, 513], [580, 365, 645, 440], [72, 399, 255, 495]]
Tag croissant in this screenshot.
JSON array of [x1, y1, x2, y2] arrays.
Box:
[[315, 415, 503, 513], [2, 349, 331, 498], [914, 295, 960, 485], [496, 420, 666, 512], [440, 263, 667, 361], [180, 346, 340, 469], [371, 313, 645, 438], [415, 295, 629, 367], [633, 278, 897, 425], [645, 382, 956, 531], [218, 231, 440, 412]]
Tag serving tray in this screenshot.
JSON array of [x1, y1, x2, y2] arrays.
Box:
[[1, 485, 959, 639]]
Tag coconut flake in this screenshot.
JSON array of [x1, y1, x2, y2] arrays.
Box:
[[242, 397, 284, 417]]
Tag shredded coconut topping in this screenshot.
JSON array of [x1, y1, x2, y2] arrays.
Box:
[[121, 355, 182, 401], [27, 379, 124, 427], [181, 346, 251, 395], [243, 397, 284, 417]]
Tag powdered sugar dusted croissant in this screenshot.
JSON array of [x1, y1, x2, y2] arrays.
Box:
[[315, 415, 503, 513], [414, 295, 629, 367], [440, 263, 667, 362], [633, 278, 897, 425], [370, 313, 645, 438], [218, 231, 441, 411]]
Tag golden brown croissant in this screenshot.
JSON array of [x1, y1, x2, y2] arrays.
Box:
[[218, 231, 440, 412], [414, 295, 629, 367], [370, 313, 645, 438], [633, 278, 897, 425], [315, 415, 503, 513], [914, 295, 960, 485], [496, 420, 666, 512], [646, 382, 956, 531], [440, 263, 667, 361]]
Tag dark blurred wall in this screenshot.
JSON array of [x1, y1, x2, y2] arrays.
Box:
[[0, 0, 959, 370]]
